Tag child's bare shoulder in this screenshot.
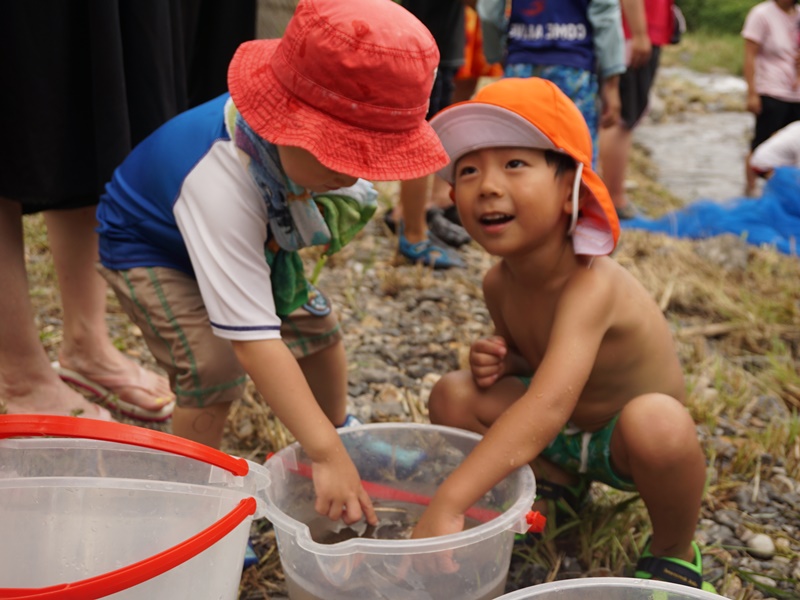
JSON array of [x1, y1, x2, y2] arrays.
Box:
[[560, 256, 654, 318]]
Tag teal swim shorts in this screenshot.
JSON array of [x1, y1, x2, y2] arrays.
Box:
[[517, 376, 636, 492]]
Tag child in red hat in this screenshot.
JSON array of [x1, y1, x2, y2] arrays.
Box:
[[96, 0, 449, 528], [414, 77, 716, 593]]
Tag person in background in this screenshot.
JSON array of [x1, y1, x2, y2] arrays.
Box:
[[479, 0, 626, 167], [383, 0, 472, 269], [599, 0, 673, 219], [741, 0, 800, 196], [412, 77, 716, 594], [750, 120, 800, 175], [95, 0, 450, 525], [0, 1, 254, 421]]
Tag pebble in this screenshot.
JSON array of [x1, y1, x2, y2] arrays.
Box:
[[747, 534, 777, 560]]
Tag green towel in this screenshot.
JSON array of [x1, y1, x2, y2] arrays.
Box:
[[268, 190, 376, 316]]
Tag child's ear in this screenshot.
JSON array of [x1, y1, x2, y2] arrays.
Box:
[[562, 173, 588, 216], [561, 172, 577, 214], [449, 185, 456, 203]]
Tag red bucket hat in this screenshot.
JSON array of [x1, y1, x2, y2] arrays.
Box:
[[430, 77, 620, 256], [228, 0, 449, 182]]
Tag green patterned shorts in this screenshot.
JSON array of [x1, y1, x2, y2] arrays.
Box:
[[518, 377, 636, 491]]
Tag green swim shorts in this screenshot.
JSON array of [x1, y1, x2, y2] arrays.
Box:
[[517, 377, 636, 492]]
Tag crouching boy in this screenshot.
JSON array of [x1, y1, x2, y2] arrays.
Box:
[[412, 77, 716, 593]]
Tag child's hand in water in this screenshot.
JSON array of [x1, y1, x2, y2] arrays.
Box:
[[312, 448, 378, 526], [469, 335, 507, 388], [410, 501, 465, 573]]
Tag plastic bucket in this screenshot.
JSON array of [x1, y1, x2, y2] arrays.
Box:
[[262, 423, 537, 600], [495, 577, 723, 599], [0, 415, 270, 599]]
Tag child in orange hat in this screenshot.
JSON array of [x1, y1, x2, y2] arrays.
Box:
[[413, 77, 716, 593], [96, 0, 449, 529]]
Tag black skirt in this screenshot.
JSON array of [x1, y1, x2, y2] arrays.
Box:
[[0, 0, 254, 212]]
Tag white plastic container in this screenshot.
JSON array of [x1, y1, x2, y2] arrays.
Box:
[[0, 415, 270, 599], [262, 423, 537, 600], [496, 577, 724, 599]]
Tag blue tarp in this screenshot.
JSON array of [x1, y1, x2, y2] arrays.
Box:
[[622, 167, 800, 256]]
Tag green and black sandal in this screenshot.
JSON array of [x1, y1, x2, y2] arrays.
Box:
[[635, 537, 718, 594]]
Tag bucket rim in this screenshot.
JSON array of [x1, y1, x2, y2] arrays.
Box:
[[263, 422, 536, 556], [0, 415, 250, 477], [494, 577, 722, 599]]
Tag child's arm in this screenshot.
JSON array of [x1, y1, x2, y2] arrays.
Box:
[[619, 0, 651, 69], [589, 0, 625, 128], [233, 338, 377, 526], [413, 268, 613, 541], [589, 0, 626, 79], [599, 75, 621, 128], [743, 39, 762, 115]]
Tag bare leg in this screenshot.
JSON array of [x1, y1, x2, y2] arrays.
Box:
[[429, 175, 454, 211], [171, 402, 232, 449], [429, 370, 527, 434], [397, 175, 432, 243], [610, 394, 706, 562], [297, 340, 349, 427], [0, 198, 111, 419], [744, 152, 757, 196], [44, 206, 172, 411], [598, 122, 634, 211]]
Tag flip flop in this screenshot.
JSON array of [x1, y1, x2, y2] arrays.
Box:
[[51, 361, 174, 423], [6, 404, 116, 422]]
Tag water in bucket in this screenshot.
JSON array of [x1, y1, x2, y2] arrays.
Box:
[[262, 423, 537, 600], [0, 416, 270, 600]]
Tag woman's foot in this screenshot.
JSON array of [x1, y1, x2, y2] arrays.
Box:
[[1, 374, 114, 421], [53, 350, 174, 421]]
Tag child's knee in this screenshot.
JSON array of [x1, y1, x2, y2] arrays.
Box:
[[428, 370, 475, 427], [617, 394, 702, 466]]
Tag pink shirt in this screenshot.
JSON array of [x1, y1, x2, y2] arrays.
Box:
[[742, 1, 800, 103]]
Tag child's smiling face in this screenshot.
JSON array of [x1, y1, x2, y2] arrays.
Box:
[[452, 147, 575, 256], [278, 145, 358, 193]]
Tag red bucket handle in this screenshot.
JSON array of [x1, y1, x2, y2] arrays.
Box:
[[0, 497, 256, 599], [0, 415, 249, 476]]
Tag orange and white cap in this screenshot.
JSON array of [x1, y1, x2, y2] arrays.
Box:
[[429, 77, 620, 256]]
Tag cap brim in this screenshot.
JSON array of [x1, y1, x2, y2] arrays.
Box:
[[430, 103, 558, 182], [228, 41, 448, 181]]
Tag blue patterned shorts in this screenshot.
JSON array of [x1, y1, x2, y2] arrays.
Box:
[[504, 63, 599, 167]]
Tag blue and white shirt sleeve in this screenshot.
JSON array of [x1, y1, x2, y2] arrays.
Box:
[[174, 139, 283, 341], [477, 0, 508, 65], [589, 0, 626, 79]]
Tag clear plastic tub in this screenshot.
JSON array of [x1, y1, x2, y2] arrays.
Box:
[[496, 577, 724, 599], [0, 416, 270, 599], [262, 423, 537, 600]]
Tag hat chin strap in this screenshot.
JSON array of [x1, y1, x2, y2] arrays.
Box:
[[567, 162, 583, 236]]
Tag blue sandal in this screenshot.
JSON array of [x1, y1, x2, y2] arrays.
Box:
[[397, 222, 464, 269]]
